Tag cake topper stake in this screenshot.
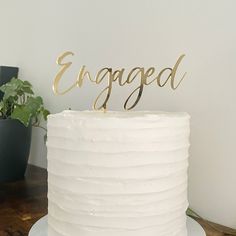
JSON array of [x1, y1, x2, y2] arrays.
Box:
[[53, 51, 186, 111]]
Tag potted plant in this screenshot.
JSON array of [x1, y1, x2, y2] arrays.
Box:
[[0, 78, 49, 182]]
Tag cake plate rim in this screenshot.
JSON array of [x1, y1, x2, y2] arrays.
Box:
[[29, 215, 206, 236]]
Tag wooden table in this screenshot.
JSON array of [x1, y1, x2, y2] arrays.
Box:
[[0, 165, 235, 236]]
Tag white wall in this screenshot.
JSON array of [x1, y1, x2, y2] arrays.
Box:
[[0, 0, 235, 228]]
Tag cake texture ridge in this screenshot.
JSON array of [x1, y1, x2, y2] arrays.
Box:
[[47, 110, 190, 236]]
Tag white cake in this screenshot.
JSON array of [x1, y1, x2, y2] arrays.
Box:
[[47, 110, 190, 236]]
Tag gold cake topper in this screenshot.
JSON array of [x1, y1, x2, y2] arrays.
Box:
[[53, 51, 186, 111]]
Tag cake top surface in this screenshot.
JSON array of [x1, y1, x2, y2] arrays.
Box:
[[49, 110, 190, 120]]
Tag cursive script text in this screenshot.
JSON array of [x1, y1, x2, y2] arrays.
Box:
[[53, 51, 186, 110]]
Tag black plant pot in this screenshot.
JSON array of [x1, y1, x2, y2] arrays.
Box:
[[0, 119, 32, 182]]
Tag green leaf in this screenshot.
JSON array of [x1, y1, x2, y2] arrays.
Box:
[[0, 78, 50, 128], [22, 80, 34, 95], [23, 86, 34, 95], [0, 84, 6, 92], [42, 109, 50, 120], [26, 96, 43, 115], [2, 86, 17, 100], [0, 78, 16, 91], [23, 81, 32, 87], [11, 105, 32, 126], [10, 78, 23, 87], [17, 90, 24, 96], [0, 101, 5, 117], [0, 101, 4, 110], [7, 78, 24, 92]]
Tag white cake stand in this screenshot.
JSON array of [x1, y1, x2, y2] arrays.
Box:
[[29, 215, 205, 236]]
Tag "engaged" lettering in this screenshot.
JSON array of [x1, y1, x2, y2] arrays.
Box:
[[53, 51, 186, 110]]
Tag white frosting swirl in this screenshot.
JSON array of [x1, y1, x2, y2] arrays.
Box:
[[47, 110, 190, 236]]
